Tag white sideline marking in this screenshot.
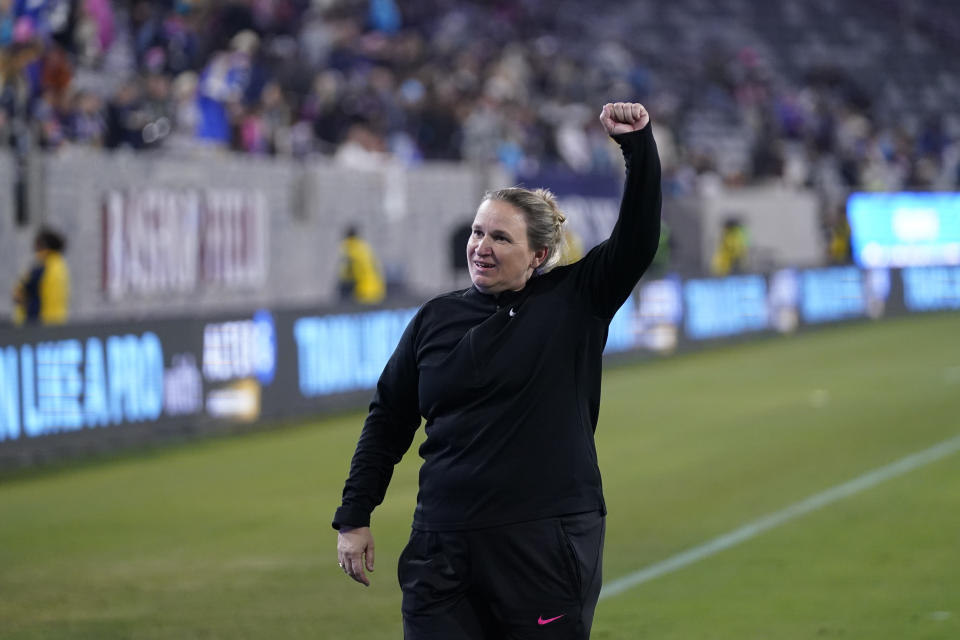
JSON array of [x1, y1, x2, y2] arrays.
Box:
[[599, 433, 960, 600]]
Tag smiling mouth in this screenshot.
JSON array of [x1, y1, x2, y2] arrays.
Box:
[[473, 261, 496, 270]]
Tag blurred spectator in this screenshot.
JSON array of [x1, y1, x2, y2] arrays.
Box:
[[105, 77, 148, 148], [1, 39, 42, 144], [337, 225, 385, 305], [40, 41, 71, 96], [258, 80, 291, 154], [239, 102, 267, 154], [140, 71, 172, 146], [827, 209, 853, 265], [12, 227, 70, 326], [0, 1, 12, 47], [75, 0, 116, 67], [33, 85, 67, 148], [711, 218, 749, 276], [68, 89, 105, 145], [0, 0, 954, 226], [167, 69, 198, 148], [301, 69, 347, 153], [335, 120, 388, 169], [368, 0, 401, 35], [195, 29, 257, 147]]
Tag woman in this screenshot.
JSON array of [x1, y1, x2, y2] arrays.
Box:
[[334, 102, 660, 639]]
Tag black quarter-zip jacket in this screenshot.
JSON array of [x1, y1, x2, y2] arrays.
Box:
[[333, 125, 661, 531]]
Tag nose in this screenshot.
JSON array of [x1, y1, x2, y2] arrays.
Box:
[[474, 235, 493, 255]]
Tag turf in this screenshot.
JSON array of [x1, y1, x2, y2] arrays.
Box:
[[0, 312, 957, 639]]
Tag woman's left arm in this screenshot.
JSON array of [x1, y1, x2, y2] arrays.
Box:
[[571, 103, 662, 319]]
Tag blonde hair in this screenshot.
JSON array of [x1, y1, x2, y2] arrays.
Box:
[[482, 187, 567, 273]]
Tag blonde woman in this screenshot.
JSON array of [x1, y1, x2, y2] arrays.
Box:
[[334, 103, 661, 639]]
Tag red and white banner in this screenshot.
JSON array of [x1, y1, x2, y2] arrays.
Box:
[[103, 188, 268, 299]]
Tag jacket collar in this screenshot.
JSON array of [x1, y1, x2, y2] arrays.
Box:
[[465, 275, 538, 305]]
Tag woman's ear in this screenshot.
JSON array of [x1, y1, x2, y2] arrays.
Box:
[[531, 246, 548, 269]]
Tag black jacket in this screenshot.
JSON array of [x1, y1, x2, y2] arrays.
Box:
[[333, 125, 661, 531]]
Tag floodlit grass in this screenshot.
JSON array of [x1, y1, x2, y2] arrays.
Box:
[[1, 313, 958, 639]]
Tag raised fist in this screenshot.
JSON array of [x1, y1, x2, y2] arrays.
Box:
[[599, 102, 650, 136]]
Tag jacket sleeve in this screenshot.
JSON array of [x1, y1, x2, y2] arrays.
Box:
[[332, 311, 422, 529], [569, 124, 662, 319]]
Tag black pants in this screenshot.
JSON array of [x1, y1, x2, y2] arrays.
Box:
[[399, 511, 605, 639]]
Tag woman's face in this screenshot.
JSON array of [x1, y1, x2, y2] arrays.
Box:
[[467, 199, 545, 295]]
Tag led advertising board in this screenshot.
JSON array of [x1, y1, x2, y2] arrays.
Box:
[[848, 192, 960, 268]]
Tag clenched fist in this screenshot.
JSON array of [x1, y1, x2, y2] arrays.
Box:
[[599, 102, 650, 136]]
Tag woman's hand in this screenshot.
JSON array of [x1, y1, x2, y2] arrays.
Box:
[[337, 526, 375, 586], [599, 102, 650, 136]]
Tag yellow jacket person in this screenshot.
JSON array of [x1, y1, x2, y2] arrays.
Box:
[[12, 228, 70, 325], [337, 226, 385, 304]]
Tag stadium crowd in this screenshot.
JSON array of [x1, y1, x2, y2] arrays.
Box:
[[1, 0, 958, 200]]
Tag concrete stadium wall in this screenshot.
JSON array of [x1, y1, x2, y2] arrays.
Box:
[[302, 162, 497, 296], [701, 184, 823, 271], [0, 152, 13, 321], [35, 150, 506, 322], [43, 148, 309, 320], [5, 147, 826, 324]]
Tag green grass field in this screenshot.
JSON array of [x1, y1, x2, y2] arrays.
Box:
[[1, 312, 958, 639]]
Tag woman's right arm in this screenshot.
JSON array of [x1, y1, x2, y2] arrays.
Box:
[[333, 313, 422, 586], [332, 311, 423, 531]]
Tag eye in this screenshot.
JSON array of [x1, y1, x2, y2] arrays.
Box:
[[493, 234, 510, 243], [472, 229, 483, 238]]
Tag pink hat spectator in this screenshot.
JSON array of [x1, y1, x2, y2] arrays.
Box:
[[13, 16, 35, 43]]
